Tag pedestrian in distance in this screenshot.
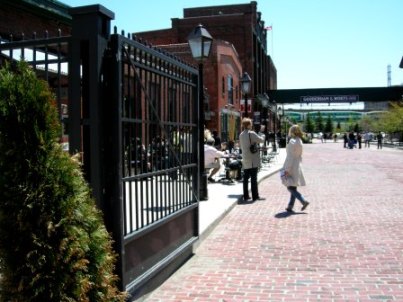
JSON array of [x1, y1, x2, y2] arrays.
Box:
[[239, 117, 265, 201], [376, 131, 383, 149], [343, 133, 348, 148], [282, 124, 309, 213], [364, 132, 371, 148], [357, 132, 362, 149]]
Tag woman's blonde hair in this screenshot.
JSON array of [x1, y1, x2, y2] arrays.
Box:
[[288, 124, 303, 138], [241, 118, 252, 130]]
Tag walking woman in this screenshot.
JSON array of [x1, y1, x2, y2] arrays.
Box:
[[282, 125, 309, 212]]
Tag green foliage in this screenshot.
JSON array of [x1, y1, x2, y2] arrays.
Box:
[[324, 115, 334, 133], [0, 62, 126, 301], [378, 102, 403, 136], [358, 115, 374, 132], [304, 113, 315, 134], [314, 112, 324, 132]]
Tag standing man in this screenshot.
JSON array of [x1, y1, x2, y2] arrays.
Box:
[[364, 132, 371, 148], [377, 132, 383, 149], [239, 118, 265, 202]]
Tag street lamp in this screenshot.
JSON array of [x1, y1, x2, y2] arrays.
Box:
[[278, 106, 287, 148], [272, 101, 277, 152], [188, 24, 213, 201], [240, 72, 251, 117], [261, 97, 269, 148], [278, 105, 284, 136]]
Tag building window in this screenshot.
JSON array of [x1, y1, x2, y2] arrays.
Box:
[[227, 75, 233, 104], [222, 76, 225, 96]]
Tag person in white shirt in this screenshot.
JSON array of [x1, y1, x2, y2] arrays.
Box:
[[204, 137, 225, 182]]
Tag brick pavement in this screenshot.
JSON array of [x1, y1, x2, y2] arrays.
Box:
[[143, 142, 403, 302]]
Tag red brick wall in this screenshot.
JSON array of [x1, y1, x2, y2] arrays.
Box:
[[0, 3, 71, 40], [134, 1, 276, 134]]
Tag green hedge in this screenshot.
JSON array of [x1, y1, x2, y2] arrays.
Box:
[[0, 62, 126, 301]]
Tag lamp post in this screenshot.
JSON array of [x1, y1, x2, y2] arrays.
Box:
[[272, 101, 277, 152], [261, 98, 269, 148], [278, 106, 286, 148], [240, 72, 251, 117], [278, 105, 284, 136], [188, 24, 213, 201]]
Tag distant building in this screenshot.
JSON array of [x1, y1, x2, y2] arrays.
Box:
[[134, 1, 277, 138], [0, 0, 71, 40], [1, 1, 278, 140]]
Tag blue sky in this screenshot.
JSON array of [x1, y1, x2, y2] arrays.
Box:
[[62, 0, 403, 90]]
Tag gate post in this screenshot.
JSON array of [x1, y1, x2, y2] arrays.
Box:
[[68, 5, 114, 213]]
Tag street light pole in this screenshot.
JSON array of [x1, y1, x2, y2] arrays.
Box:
[[261, 98, 269, 148], [272, 101, 277, 152], [240, 72, 251, 118], [188, 24, 213, 201]]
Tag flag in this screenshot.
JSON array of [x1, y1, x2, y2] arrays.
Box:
[[265, 25, 273, 31]]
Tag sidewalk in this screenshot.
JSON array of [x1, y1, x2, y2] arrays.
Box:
[[197, 147, 286, 244], [144, 141, 403, 302]]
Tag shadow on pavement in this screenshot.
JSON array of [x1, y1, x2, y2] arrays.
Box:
[[275, 211, 307, 218]]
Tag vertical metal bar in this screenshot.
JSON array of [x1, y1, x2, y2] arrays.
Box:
[[32, 32, 37, 72], [9, 34, 13, 60], [20, 33, 25, 60], [103, 32, 125, 289], [56, 29, 62, 128], [44, 31, 49, 81]]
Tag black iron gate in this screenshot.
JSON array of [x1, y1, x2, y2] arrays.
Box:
[[1, 4, 201, 300], [102, 27, 200, 298]]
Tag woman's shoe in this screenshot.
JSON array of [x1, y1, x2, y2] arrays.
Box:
[[301, 201, 310, 211]]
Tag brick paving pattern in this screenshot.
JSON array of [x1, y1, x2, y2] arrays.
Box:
[[144, 143, 403, 302]]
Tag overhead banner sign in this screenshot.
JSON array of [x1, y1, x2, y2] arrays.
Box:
[[300, 95, 359, 103], [240, 99, 252, 112]]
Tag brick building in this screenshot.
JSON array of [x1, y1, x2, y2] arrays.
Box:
[[1, 1, 278, 141], [135, 1, 277, 140], [157, 39, 243, 142], [0, 0, 71, 40]]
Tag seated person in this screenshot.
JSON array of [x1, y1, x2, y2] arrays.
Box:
[[224, 140, 242, 181], [204, 137, 225, 182]]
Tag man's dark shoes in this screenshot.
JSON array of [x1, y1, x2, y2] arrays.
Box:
[[285, 208, 294, 213], [301, 201, 310, 211], [253, 197, 265, 201]]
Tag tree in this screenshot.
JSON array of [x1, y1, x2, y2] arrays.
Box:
[[359, 115, 375, 132], [336, 121, 341, 132], [377, 102, 403, 140], [324, 115, 334, 134], [354, 123, 360, 133], [305, 113, 315, 134], [314, 111, 324, 132], [0, 62, 126, 301]]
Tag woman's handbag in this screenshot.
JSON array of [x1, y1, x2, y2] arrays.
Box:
[[280, 168, 293, 186], [249, 133, 258, 154]]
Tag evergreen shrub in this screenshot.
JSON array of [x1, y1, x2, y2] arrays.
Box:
[[0, 62, 126, 301]]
